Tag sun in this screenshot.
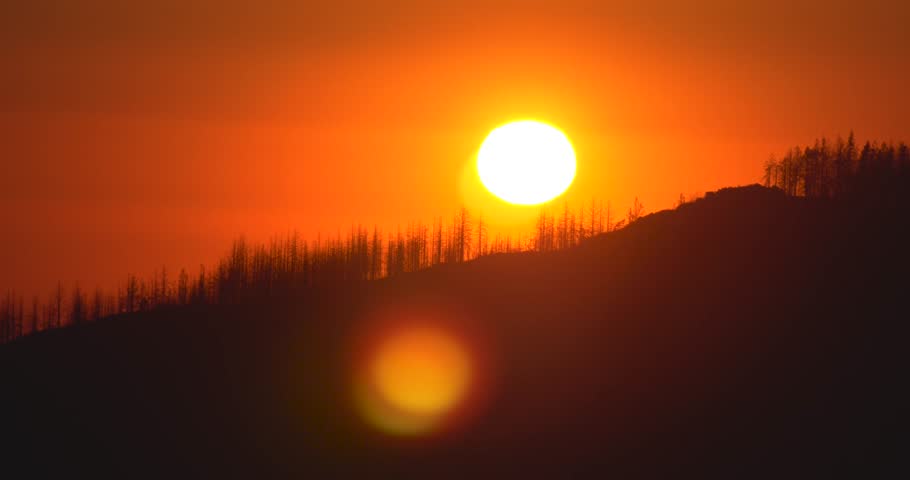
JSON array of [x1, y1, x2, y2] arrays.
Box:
[[477, 120, 576, 205]]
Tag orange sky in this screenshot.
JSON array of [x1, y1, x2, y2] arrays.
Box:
[[2, 0, 909, 297]]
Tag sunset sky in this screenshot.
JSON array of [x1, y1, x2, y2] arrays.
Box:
[[2, 0, 908, 297]]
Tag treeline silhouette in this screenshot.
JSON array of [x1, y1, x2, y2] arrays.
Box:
[[4, 132, 906, 345], [4, 181, 907, 477], [1, 197, 654, 343], [762, 132, 910, 200]]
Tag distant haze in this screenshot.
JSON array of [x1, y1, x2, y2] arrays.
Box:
[[2, 0, 908, 296]]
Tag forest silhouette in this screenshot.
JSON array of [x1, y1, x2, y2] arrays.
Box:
[[3, 134, 907, 341], [1, 196, 638, 341], [1, 136, 908, 477]]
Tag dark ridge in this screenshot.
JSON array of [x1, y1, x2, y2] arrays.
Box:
[[1, 184, 907, 478]]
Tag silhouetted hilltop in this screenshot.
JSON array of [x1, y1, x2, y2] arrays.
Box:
[[2, 185, 907, 478]]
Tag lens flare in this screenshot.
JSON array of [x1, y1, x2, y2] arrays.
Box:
[[372, 328, 470, 414], [355, 325, 473, 436]]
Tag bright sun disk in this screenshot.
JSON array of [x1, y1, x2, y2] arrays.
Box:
[[477, 120, 576, 205]]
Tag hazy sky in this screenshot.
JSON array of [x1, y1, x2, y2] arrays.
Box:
[[2, 0, 909, 296]]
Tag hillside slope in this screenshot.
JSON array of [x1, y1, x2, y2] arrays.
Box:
[[2, 185, 907, 478]]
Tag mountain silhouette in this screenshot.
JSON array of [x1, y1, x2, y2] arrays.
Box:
[[2, 185, 906, 478]]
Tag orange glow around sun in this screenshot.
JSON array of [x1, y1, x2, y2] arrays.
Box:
[[355, 324, 475, 436]]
